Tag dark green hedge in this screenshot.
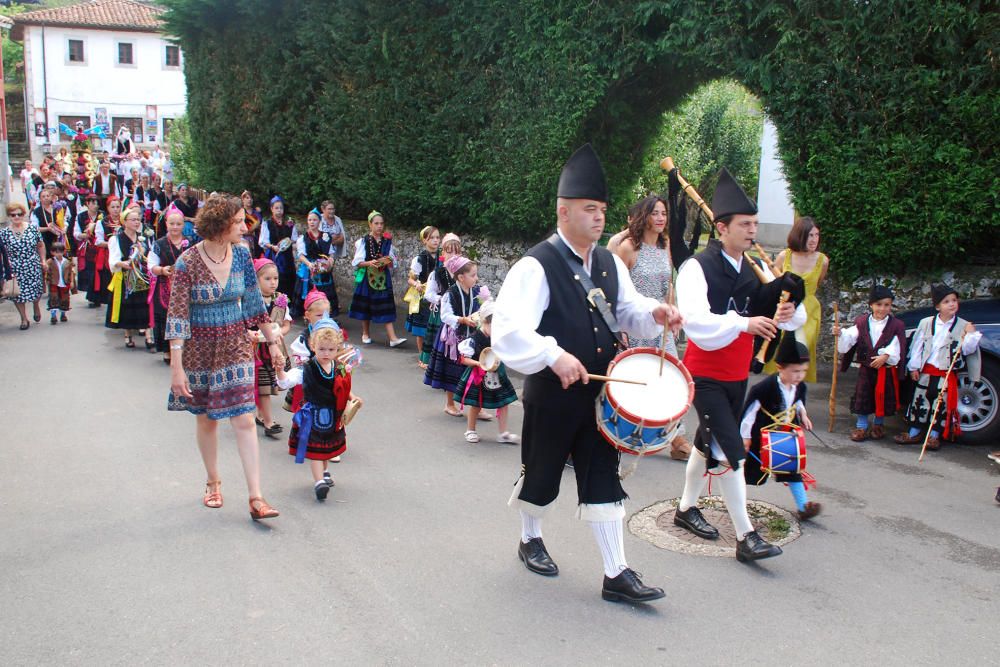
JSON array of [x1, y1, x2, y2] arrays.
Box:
[[164, 0, 998, 276]]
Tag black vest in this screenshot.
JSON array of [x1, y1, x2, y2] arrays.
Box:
[[690, 239, 777, 318], [415, 250, 436, 282], [526, 238, 620, 380]]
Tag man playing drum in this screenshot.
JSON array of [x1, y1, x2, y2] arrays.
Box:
[[672, 168, 806, 562], [493, 144, 683, 603]]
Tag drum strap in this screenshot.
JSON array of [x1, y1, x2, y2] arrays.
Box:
[[546, 234, 626, 348]]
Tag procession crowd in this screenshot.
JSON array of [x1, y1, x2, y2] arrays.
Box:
[[0, 139, 992, 604]]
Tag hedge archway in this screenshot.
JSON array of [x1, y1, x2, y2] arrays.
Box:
[[164, 0, 998, 276]]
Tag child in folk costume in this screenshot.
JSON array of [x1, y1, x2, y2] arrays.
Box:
[[835, 285, 907, 442], [424, 257, 490, 416], [293, 208, 340, 317], [741, 335, 820, 520], [404, 226, 441, 367], [275, 319, 361, 501], [44, 241, 77, 324], [73, 193, 103, 307], [148, 205, 189, 362], [282, 289, 335, 413], [253, 258, 292, 438], [453, 300, 520, 444], [349, 210, 407, 347], [894, 284, 982, 451], [420, 232, 462, 367], [105, 202, 153, 349], [259, 196, 298, 311]]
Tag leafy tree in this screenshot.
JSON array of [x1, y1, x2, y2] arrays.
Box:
[[163, 0, 999, 276], [632, 79, 763, 203]]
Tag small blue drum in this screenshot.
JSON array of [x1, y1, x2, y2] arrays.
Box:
[[596, 347, 694, 456], [761, 425, 807, 475]]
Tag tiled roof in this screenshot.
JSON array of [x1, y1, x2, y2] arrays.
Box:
[[13, 0, 163, 34]]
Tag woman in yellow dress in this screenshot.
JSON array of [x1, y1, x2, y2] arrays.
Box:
[[765, 217, 829, 383]]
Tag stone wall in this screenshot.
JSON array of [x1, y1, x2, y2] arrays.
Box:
[[329, 220, 532, 306], [328, 220, 999, 370], [814, 266, 1000, 365]]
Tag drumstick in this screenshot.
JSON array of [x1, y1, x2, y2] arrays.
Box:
[[587, 374, 647, 386]]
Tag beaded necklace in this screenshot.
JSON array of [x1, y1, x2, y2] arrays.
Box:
[[365, 234, 383, 261]]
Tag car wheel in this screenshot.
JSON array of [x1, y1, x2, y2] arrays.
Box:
[[957, 356, 1000, 445]]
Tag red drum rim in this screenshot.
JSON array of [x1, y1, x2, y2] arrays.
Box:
[[602, 346, 695, 427]]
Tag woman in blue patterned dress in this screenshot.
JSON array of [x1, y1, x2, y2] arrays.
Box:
[[167, 195, 285, 521]]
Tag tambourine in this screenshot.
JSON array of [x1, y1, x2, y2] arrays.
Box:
[[479, 347, 500, 372], [342, 397, 362, 425], [276, 237, 292, 252]]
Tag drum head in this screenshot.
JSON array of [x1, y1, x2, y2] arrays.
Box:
[[479, 347, 500, 372], [605, 348, 692, 424], [342, 398, 361, 426]]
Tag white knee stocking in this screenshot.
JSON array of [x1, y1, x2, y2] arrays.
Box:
[[589, 519, 628, 578], [716, 467, 754, 539], [520, 511, 542, 543], [679, 449, 708, 511]]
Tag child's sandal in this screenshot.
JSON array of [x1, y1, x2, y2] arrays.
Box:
[[203, 480, 223, 508], [464, 430, 480, 443]]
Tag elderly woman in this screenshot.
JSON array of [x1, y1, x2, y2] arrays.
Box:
[[106, 202, 154, 348], [0, 203, 45, 329], [765, 216, 829, 383], [167, 195, 283, 521], [613, 193, 691, 460]]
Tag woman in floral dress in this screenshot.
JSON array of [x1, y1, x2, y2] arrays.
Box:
[[614, 193, 691, 459], [1, 202, 45, 329], [167, 195, 284, 521]]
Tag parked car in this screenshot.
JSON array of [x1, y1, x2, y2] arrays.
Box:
[[896, 298, 1000, 445]]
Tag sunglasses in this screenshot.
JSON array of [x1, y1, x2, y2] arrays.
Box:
[[9, 212, 25, 217]]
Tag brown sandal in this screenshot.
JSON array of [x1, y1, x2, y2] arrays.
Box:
[[249, 497, 280, 521], [203, 480, 223, 508]]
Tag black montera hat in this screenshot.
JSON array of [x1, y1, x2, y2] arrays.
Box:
[[557, 143, 608, 202], [711, 167, 757, 220], [775, 333, 810, 366], [868, 285, 895, 304], [931, 283, 958, 306]]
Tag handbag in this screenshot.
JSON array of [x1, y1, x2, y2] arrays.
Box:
[[1, 273, 19, 300]]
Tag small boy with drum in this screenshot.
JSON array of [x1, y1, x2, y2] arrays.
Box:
[[740, 334, 821, 521]]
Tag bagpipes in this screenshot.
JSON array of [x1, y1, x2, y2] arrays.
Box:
[[659, 156, 803, 373]]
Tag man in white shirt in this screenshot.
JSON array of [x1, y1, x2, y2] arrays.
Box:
[[671, 167, 806, 563], [493, 144, 682, 604]]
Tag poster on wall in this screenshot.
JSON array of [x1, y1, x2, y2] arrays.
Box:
[[146, 105, 157, 121], [95, 107, 110, 134], [34, 108, 47, 144]]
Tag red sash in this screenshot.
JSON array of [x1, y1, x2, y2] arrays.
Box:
[[93, 246, 109, 291], [874, 365, 901, 418], [921, 363, 961, 439]]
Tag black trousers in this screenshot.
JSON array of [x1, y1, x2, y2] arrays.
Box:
[[517, 376, 625, 509], [691, 376, 748, 470]]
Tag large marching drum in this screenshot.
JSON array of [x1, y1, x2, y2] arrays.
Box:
[[596, 347, 694, 457]]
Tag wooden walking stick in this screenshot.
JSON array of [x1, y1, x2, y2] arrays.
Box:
[[829, 302, 839, 432], [918, 333, 967, 463]]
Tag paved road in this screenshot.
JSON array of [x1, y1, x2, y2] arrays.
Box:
[[1, 293, 997, 665]]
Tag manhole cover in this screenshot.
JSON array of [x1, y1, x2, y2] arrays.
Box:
[[628, 496, 801, 557]]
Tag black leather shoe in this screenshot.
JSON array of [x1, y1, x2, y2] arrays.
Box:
[[517, 537, 558, 576], [601, 568, 665, 603], [735, 530, 782, 562], [673, 506, 719, 540]]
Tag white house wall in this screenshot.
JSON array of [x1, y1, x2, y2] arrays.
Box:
[[24, 24, 186, 161]]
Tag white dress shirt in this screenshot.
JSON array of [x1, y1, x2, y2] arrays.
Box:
[[740, 378, 806, 439], [676, 252, 806, 351], [837, 315, 901, 366], [907, 315, 982, 372], [492, 229, 661, 375]]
